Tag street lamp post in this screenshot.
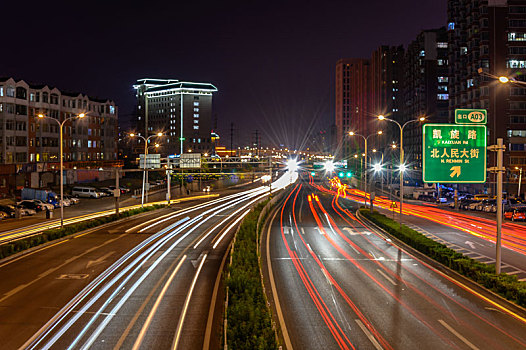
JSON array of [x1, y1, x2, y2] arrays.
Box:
[[37, 113, 86, 229], [349, 130, 383, 209], [516, 166, 523, 198], [378, 115, 425, 227], [129, 132, 163, 207]]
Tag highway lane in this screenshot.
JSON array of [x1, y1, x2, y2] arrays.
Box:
[[321, 181, 526, 280], [264, 179, 526, 349], [5, 173, 293, 349]]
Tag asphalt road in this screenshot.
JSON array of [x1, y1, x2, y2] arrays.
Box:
[[334, 185, 526, 281], [0, 181, 276, 349], [263, 178, 526, 349]]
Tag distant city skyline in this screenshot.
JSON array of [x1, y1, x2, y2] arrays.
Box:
[[1, 1, 447, 149]]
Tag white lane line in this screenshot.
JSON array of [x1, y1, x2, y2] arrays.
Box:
[[438, 319, 479, 350], [132, 256, 186, 350], [519, 277, 526, 282], [376, 269, 397, 286], [172, 254, 207, 350], [355, 319, 383, 350], [213, 209, 252, 249], [506, 270, 522, 275]]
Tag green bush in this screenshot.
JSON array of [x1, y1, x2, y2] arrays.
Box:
[[360, 209, 526, 307], [0, 204, 165, 260], [226, 200, 277, 350]]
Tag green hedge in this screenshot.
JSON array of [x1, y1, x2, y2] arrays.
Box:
[[226, 200, 277, 350], [360, 209, 526, 307], [0, 204, 165, 260]]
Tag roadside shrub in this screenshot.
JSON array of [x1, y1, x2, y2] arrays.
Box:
[[360, 209, 526, 307], [226, 201, 277, 350]]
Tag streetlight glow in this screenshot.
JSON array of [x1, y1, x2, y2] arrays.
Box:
[[349, 131, 355, 136], [419, 116, 426, 122], [378, 115, 385, 120], [499, 76, 509, 84], [157, 132, 163, 137], [400, 164, 407, 172], [374, 163, 382, 172], [129, 133, 135, 137], [78, 113, 86, 118], [324, 160, 335, 172], [377, 130, 383, 135]]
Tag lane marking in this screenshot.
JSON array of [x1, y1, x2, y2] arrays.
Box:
[[132, 256, 186, 350], [376, 269, 398, 286], [172, 253, 207, 350], [438, 319, 479, 350], [266, 210, 293, 350], [355, 319, 383, 350], [0, 236, 123, 303]]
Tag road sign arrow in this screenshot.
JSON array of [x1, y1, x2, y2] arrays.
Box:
[[465, 241, 476, 250], [450, 166, 461, 178], [86, 251, 115, 269]]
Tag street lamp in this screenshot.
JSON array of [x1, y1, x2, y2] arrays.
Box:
[[348, 130, 383, 209], [37, 112, 86, 228], [129, 132, 163, 207], [516, 166, 523, 198], [378, 114, 425, 226]]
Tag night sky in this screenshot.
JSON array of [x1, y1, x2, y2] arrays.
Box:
[[2, 0, 446, 150]]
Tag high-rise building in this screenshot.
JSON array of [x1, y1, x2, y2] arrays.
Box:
[[335, 58, 372, 158], [402, 27, 449, 176], [133, 78, 218, 155], [448, 0, 526, 194]]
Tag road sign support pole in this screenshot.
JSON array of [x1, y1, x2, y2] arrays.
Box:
[[167, 157, 171, 205], [495, 138, 504, 274], [115, 168, 120, 215]]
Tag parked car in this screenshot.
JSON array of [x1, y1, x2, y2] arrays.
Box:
[[109, 185, 130, 194], [60, 198, 72, 207], [15, 205, 36, 216], [0, 205, 16, 218], [64, 195, 80, 204], [504, 208, 526, 221], [468, 200, 482, 211], [482, 199, 497, 213], [32, 199, 54, 211], [72, 186, 101, 198], [17, 200, 44, 212], [474, 194, 491, 201], [98, 187, 113, 197]]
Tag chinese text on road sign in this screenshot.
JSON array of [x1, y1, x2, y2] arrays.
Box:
[[423, 124, 486, 183]]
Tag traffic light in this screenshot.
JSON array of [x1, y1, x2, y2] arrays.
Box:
[[311, 171, 316, 176], [346, 172, 352, 178], [338, 172, 344, 178]]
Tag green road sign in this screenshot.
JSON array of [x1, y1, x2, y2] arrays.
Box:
[[423, 124, 486, 183], [455, 109, 487, 124]]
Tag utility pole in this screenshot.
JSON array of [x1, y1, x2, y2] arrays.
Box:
[[115, 167, 120, 215], [488, 138, 505, 274], [167, 157, 171, 205]]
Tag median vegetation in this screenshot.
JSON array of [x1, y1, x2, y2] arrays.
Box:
[[225, 200, 277, 349], [0, 204, 165, 260], [360, 209, 526, 307]]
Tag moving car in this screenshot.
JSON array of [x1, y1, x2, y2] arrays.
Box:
[[33, 199, 54, 211], [64, 195, 80, 204]]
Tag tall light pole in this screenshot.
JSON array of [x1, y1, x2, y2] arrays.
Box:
[[37, 113, 86, 229], [349, 130, 383, 209], [130, 132, 163, 207], [516, 166, 523, 198], [378, 115, 425, 226]]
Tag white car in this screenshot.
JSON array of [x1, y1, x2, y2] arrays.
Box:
[[33, 199, 54, 211]]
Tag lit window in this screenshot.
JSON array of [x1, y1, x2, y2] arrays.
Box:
[[509, 32, 526, 41], [193, 108, 199, 112], [193, 101, 199, 106], [419, 50, 425, 57], [437, 94, 449, 100], [448, 22, 455, 30], [193, 125, 199, 130], [437, 42, 448, 48], [438, 76, 449, 83], [194, 119, 199, 124], [194, 113, 199, 118], [467, 79, 474, 88], [507, 60, 526, 68]]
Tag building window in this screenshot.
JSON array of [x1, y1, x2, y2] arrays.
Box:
[[507, 60, 526, 68], [509, 32, 526, 41], [510, 20, 526, 27], [419, 50, 425, 57], [448, 22, 455, 30], [511, 143, 526, 151], [460, 47, 468, 55], [193, 125, 199, 130], [467, 79, 474, 88], [508, 130, 526, 137], [42, 92, 49, 103], [438, 85, 448, 91], [0, 86, 3, 97], [437, 94, 449, 100], [6, 86, 15, 97], [509, 47, 526, 55], [437, 59, 447, 66], [193, 101, 199, 106], [438, 76, 448, 83], [194, 119, 199, 124], [510, 102, 526, 110], [511, 116, 526, 124], [193, 108, 199, 112], [437, 42, 448, 48], [193, 114, 199, 118]]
